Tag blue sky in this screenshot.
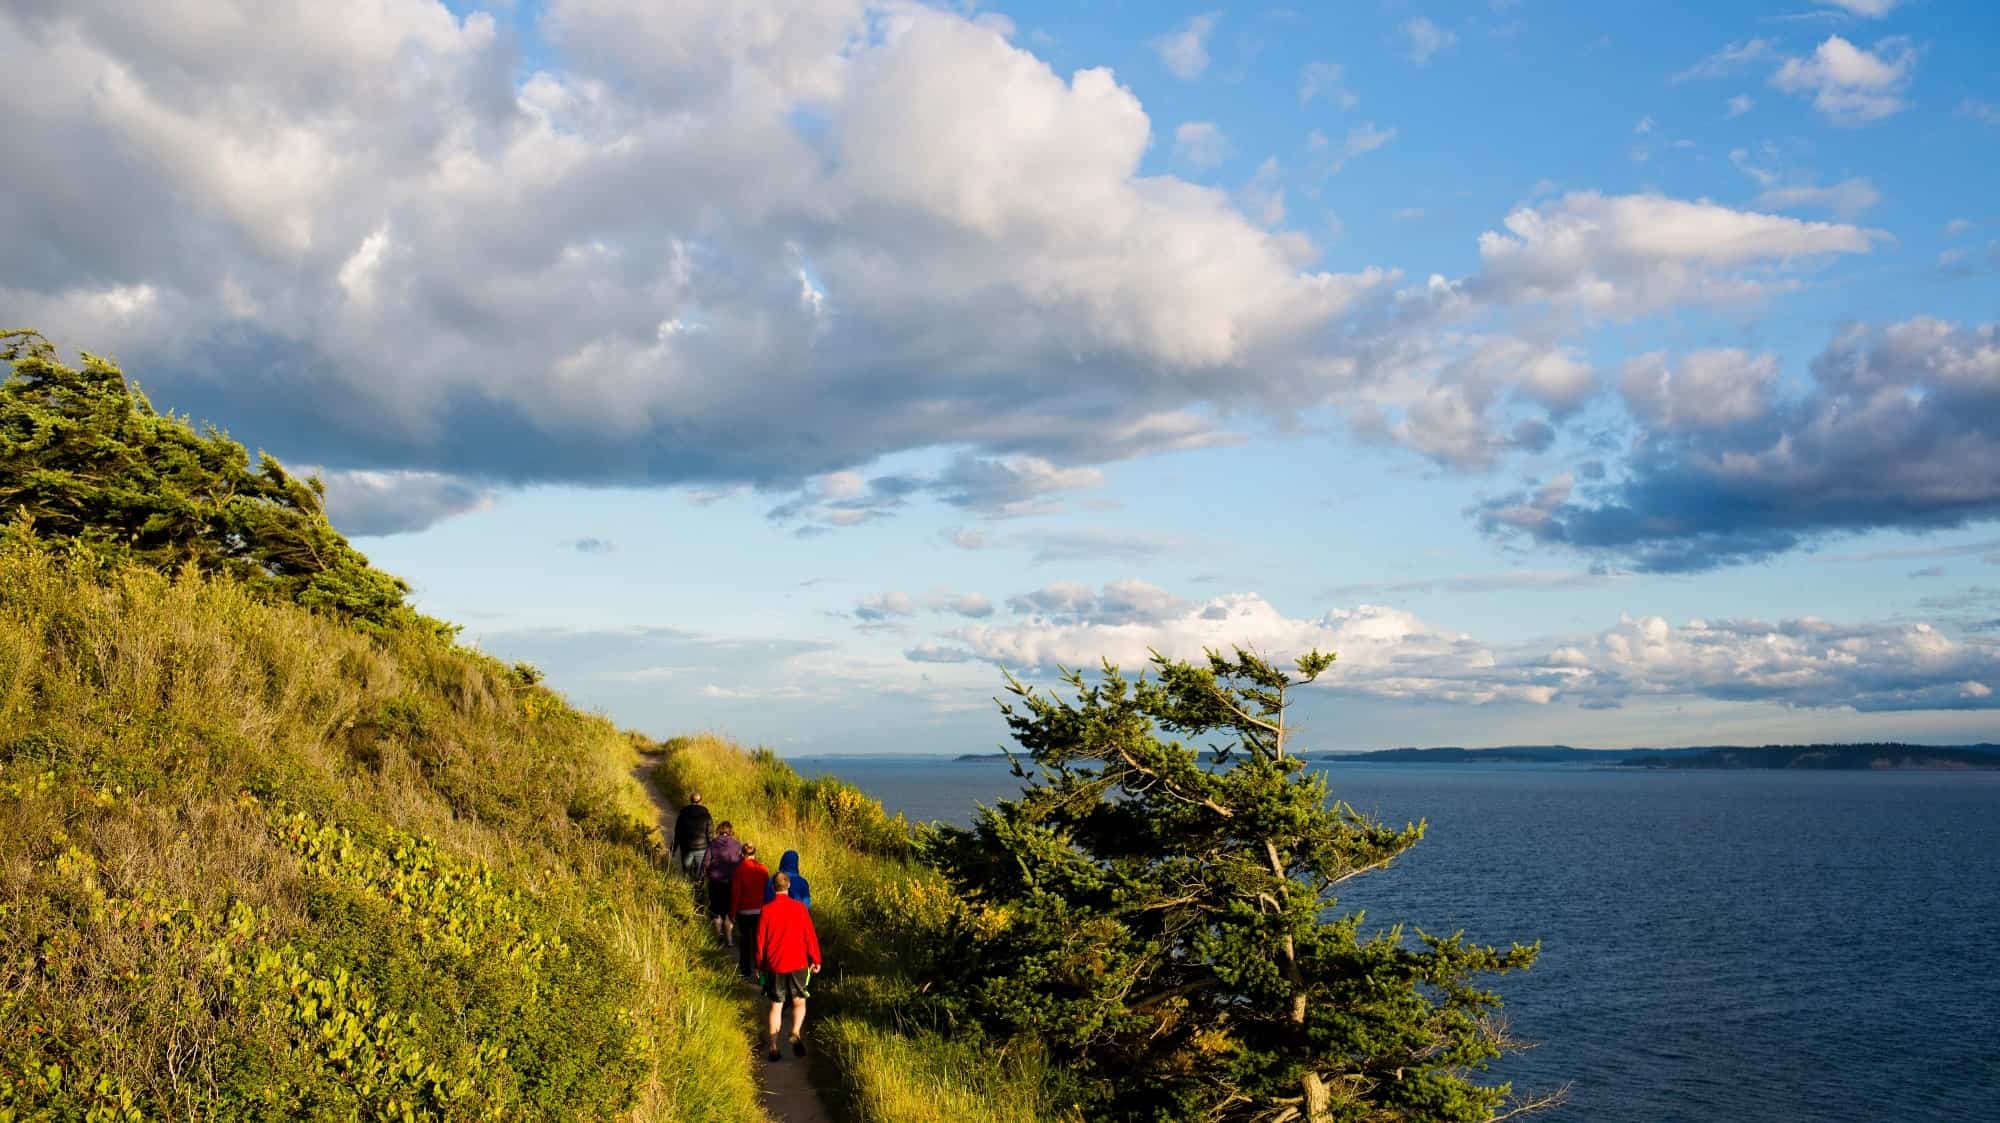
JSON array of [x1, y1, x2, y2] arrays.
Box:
[[5, 0, 1998, 752]]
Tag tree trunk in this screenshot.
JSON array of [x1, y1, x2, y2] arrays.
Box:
[[1302, 1072, 1333, 1123], [1268, 830, 1327, 1122]]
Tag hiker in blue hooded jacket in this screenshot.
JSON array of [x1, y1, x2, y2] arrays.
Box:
[[765, 849, 812, 909]]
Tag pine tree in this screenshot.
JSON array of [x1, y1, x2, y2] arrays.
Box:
[[0, 330, 431, 634], [924, 649, 1563, 1122]]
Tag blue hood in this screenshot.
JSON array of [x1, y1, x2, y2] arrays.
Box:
[[766, 850, 812, 908]]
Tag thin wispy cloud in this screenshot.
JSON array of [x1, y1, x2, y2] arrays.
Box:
[[1173, 121, 1231, 168], [1299, 61, 1359, 108], [1671, 39, 1774, 83], [1322, 569, 1620, 598], [1152, 12, 1222, 79], [1823, 538, 2000, 564], [1403, 17, 1457, 65]]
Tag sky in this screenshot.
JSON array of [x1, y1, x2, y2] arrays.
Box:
[[5, 0, 1999, 754]]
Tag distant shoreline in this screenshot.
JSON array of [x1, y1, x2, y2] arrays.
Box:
[[817, 744, 2000, 771]]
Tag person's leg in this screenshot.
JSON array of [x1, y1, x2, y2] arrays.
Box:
[[766, 998, 784, 1059], [788, 996, 807, 1055], [709, 884, 729, 942], [737, 914, 759, 979]]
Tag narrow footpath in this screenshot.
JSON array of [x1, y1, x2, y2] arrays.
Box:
[[634, 759, 836, 1123]]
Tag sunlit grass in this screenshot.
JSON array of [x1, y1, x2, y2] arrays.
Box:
[[0, 540, 766, 1121]]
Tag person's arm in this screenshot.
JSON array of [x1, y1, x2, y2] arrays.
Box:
[[804, 916, 823, 971]]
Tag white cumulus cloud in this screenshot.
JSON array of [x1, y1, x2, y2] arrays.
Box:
[[1471, 192, 1881, 317], [1619, 349, 1779, 432], [1772, 36, 1916, 126]]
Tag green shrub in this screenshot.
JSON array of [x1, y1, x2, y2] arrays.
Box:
[[0, 330, 430, 636]]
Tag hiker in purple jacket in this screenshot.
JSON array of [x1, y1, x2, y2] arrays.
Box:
[[701, 821, 745, 946]]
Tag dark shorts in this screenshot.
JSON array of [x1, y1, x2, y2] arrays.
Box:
[[762, 968, 813, 1003], [706, 881, 732, 916]]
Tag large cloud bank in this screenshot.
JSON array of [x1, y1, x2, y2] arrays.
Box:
[[4, 0, 1919, 550], [1479, 318, 2000, 570]]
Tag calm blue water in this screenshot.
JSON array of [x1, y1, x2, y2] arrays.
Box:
[[794, 757, 2000, 1122]]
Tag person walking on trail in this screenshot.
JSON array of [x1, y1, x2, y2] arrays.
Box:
[[765, 849, 813, 910], [672, 794, 711, 881], [756, 871, 821, 1062], [702, 821, 744, 945], [730, 842, 771, 982]]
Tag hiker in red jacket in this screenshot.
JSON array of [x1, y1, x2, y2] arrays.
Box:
[[730, 843, 771, 982], [755, 870, 821, 1061]]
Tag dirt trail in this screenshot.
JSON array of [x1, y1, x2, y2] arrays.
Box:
[[634, 758, 837, 1123]]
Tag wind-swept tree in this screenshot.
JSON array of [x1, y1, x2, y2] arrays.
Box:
[[923, 649, 1562, 1123], [0, 330, 427, 633]]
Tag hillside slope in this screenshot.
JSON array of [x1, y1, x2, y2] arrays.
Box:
[[0, 540, 766, 1121]]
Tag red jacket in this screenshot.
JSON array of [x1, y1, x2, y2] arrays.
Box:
[[730, 859, 770, 918], [756, 895, 821, 975]]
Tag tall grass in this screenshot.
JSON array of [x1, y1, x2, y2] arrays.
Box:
[[652, 735, 1062, 1123], [0, 541, 766, 1121]]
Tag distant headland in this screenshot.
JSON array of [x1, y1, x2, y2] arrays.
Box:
[[1309, 743, 2000, 770]]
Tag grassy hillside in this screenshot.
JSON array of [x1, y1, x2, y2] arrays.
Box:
[[651, 736, 1064, 1123], [0, 539, 766, 1121]]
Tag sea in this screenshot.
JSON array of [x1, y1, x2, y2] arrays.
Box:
[[793, 756, 2000, 1122]]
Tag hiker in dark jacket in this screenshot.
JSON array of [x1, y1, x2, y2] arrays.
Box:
[[702, 822, 745, 944], [765, 849, 812, 909], [672, 794, 712, 880]]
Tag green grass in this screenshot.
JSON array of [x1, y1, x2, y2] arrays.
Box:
[[0, 540, 767, 1122], [651, 735, 1063, 1123]]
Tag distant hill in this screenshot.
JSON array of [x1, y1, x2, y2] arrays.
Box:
[[1317, 745, 1614, 764], [1312, 743, 2000, 770], [1619, 744, 2000, 770]]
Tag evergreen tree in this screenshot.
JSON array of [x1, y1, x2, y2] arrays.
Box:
[[924, 649, 1563, 1122], [0, 330, 430, 634]]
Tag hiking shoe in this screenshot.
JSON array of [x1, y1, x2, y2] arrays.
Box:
[[767, 1048, 782, 1062], [791, 1037, 806, 1058]]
